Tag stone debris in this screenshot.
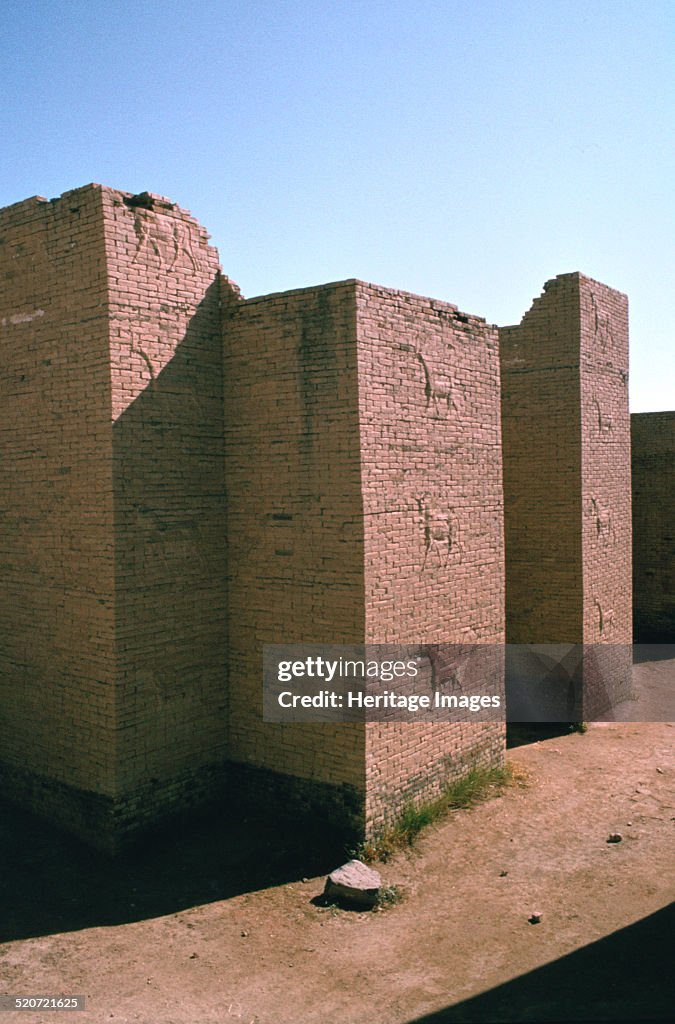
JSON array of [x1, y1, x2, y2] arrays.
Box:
[[528, 912, 543, 924], [324, 860, 382, 908], [607, 832, 623, 843]]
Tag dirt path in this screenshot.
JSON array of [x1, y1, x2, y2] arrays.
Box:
[[1, 715, 673, 1022], [1, 655, 675, 1024]]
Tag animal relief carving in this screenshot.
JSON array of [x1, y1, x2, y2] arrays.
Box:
[[595, 598, 615, 638], [396, 337, 455, 418], [169, 219, 198, 272], [590, 293, 614, 352], [131, 208, 170, 267], [588, 497, 615, 546], [417, 496, 460, 568], [131, 209, 199, 273], [593, 397, 613, 436]]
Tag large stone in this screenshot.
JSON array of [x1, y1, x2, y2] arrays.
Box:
[[324, 859, 382, 908]]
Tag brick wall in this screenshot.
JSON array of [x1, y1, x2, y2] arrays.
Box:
[[632, 412, 675, 641], [3, 180, 640, 846], [500, 273, 632, 718], [0, 185, 234, 848], [103, 189, 233, 838], [0, 186, 117, 838], [354, 283, 505, 831], [223, 281, 505, 836], [223, 283, 367, 830]]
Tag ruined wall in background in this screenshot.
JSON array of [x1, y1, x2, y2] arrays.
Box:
[[500, 276, 583, 644], [0, 187, 117, 839], [355, 283, 505, 832], [632, 412, 675, 641], [223, 283, 367, 831], [103, 188, 233, 840], [500, 273, 632, 719], [579, 276, 632, 715]]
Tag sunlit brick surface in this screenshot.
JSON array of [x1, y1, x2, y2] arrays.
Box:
[[0, 185, 639, 848], [224, 281, 505, 835], [500, 273, 632, 718]]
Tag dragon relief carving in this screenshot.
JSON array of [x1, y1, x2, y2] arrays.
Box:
[[395, 336, 457, 418], [590, 293, 614, 352], [592, 397, 613, 436]]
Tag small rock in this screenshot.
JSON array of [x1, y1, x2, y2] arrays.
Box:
[[607, 833, 623, 843], [324, 859, 382, 908], [499, 870, 508, 877], [301, 877, 308, 883], [189, 953, 198, 959], [656, 767, 664, 774], [528, 912, 542, 924], [240, 930, 249, 937]]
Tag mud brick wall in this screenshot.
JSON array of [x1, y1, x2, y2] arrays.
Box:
[[0, 186, 116, 836], [354, 283, 505, 831], [223, 283, 367, 830], [0, 185, 233, 848], [500, 273, 632, 718], [102, 187, 233, 837], [632, 412, 675, 641], [224, 281, 505, 836]]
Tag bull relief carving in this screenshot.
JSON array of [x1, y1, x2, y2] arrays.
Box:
[[588, 497, 615, 546], [417, 496, 460, 568], [131, 208, 170, 266], [130, 208, 199, 273]]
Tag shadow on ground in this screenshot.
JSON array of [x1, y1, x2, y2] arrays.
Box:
[[632, 643, 675, 663], [506, 723, 572, 748], [0, 798, 349, 943], [405, 902, 674, 1023]]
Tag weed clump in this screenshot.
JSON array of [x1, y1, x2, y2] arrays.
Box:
[[357, 762, 526, 863]]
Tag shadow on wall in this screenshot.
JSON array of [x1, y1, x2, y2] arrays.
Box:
[[110, 276, 231, 817], [0, 796, 347, 943], [404, 901, 674, 1024]]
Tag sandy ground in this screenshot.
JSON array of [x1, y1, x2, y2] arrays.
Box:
[[1, 660, 673, 1024]]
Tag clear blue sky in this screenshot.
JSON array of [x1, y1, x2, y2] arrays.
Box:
[[1, 0, 672, 411]]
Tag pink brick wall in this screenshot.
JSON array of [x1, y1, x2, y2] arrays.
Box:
[[103, 189, 232, 825], [223, 280, 505, 835], [355, 283, 505, 829], [223, 283, 367, 827], [500, 273, 632, 718], [0, 186, 235, 848]]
